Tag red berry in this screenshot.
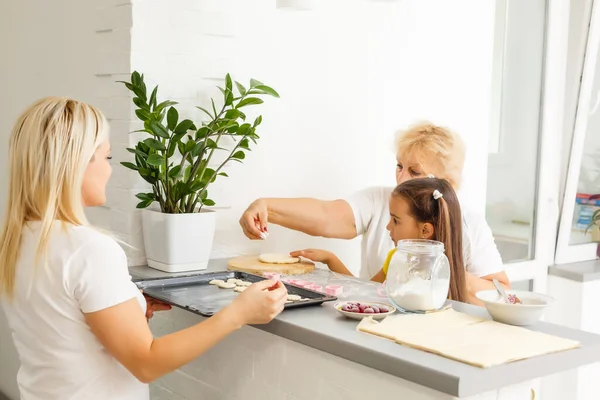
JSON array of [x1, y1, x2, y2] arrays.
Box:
[[363, 308, 374, 314]]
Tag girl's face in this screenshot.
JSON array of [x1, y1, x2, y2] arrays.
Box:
[[386, 196, 434, 246], [82, 139, 112, 207]]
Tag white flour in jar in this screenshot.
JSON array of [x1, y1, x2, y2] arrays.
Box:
[[388, 277, 449, 311]]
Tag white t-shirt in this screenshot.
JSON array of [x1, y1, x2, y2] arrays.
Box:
[[2, 222, 148, 400], [344, 186, 505, 280]]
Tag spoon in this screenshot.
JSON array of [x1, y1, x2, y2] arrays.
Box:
[[492, 278, 522, 304]]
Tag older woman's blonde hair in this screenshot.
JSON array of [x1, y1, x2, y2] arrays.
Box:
[[394, 121, 466, 189], [0, 97, 109, 298]]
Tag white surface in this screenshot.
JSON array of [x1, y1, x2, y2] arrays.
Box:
[[2, 224, 148, 400], [556, 0, 600, 264], [142, 209, 216, 273], [475, 289, 555, 326]]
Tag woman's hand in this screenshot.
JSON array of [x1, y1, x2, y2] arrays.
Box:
[[239, 199, 268, 240], [289, 249, 335, 264], [141, 291, 172, 320], [225, 279, 288, 325]]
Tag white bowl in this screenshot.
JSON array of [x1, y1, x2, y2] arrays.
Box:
[[334, 300, 396, 321], [475, 290, 556, 326]]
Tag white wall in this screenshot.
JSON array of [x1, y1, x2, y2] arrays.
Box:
[[0, 0, 495, 398], [0, 1, 130, 398]]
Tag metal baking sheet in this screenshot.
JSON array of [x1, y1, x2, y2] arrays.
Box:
[[134, 270, 337, 317]]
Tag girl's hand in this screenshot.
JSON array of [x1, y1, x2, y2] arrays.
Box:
[[290, 249, 334, 265]]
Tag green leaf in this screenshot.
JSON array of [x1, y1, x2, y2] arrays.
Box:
[[121, 162, 139, 171], [136, 200, 153, 209], [174, 119, 194, 134], [168, 133, 185, 158], [135, 192, 155, 201], [235, 81, 247, 96], [131, 71, 142, 86], [203, 199, 216, 206], [237, 97, 264, 108], [196, 106, 213, 119], [232, 150, 245, 160], [253, 115, 263, 127], [146, 154, 164, 166], [200, 190, 208, 200], [126, 147, 149, 158], [225, 74, 233, 92], [167, 107, 179, 131], [169, 165, 182, 178], [184, 139, 196, 153], [239, 138, 250, 150], [156, 100, 178, 114], [149, 86, 158, 109], [135, 109, 152, 121], [143, 138, 166, 151], [237, 123, 251, 136], [250, 78, 264, 88], [196, 126, 210, 140], [225, 90, 234, 106], [211, 98, 218, 116], [227, 122, 240, 133], [149, 121, 170, 139], [218, 172, 229, 177], [225, 109, 244, 120], [132, 97, 146, 109], [192, 142, 205, 157], [255, 85, 280, 98]]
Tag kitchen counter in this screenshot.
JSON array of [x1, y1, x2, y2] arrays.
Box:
[[131, 260, 600, 400]]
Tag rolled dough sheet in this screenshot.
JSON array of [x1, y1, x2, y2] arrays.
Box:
[[357, 309, 580, 368]]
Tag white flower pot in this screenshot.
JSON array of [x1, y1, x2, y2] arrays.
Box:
[[141, 208, 217, 273]]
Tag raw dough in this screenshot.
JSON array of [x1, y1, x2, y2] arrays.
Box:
[[218, 282, 237, 289], [234, 286, 247, 293], [227, 278, 243, 285], [357, 309, 580, 368], [237, 281, 252, 287], [209, 279, 224, 285], [285, 300, 293, 304], [287, 294, 302, 301], [258, 253, 300, 264]]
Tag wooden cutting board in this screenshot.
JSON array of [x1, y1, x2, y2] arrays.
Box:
[[227, 255, 315, 276], [357, 309, 580, 368]]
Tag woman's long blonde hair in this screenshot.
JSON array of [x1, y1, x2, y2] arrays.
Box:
[[0, 97, 109, 298]]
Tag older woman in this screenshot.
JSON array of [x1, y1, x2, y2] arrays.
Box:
[[239, 122, 510, 301]]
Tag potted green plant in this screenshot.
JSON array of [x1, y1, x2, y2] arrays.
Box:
[[120, 71, 279, 272]]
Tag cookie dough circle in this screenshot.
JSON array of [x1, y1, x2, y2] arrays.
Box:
[[237, 281, 252, 287], [218, 282, 237, 289], [234, 286, 247, 293], [287, 294, 302, 301], [258, 253, 300, 264], [209, 279, 224, 285]]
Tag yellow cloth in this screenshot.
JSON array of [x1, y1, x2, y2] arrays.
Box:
[[381, 248, 397, 276]]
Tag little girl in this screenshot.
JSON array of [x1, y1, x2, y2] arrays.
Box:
[[291, 178, 468, 303]]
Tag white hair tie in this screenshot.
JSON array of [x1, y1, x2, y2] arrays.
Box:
[[428, 174, 435, 178], [433, 190, 443, 200]]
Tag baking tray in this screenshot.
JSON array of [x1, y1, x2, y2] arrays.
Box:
[[134, 270, 337, 317]]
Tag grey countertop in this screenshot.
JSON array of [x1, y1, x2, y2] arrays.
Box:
[[548, 259, 600, 282], [130, 260, 600, 398]]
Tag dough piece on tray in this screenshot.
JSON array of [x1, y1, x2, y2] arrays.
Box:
[[234, 286, 247, 293], [287, 294, 302, 301], [227, 278, 243, 285], [218, 282, 237, 289], [237, 281, 252, 287], [258, 253, 300, 264], [209, 279, 224, 286]]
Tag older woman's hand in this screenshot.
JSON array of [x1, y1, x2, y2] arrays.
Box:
[[239, 199, 269, 240], [140, 290, 172, 320]]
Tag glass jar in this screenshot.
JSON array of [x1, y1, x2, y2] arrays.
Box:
[[385, 239, 450, 313]]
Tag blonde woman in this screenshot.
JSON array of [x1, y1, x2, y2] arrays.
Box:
[[0, 97, 287, 400], [240, 122, 510, 303]]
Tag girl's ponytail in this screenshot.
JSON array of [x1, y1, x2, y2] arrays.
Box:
[[435, 195, 467, 302]]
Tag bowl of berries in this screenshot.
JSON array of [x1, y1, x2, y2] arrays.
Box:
[[334, 300, 396, 321]]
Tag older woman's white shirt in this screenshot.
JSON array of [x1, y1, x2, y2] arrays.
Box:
[[345, 186, 505, 279], [2, 222, 148, 400]]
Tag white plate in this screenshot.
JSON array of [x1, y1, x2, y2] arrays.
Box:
[[334, 300, 396, 321]]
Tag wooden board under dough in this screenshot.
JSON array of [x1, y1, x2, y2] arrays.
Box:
[[357, 309, 580, 368], [227, 255, 315, 275]]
